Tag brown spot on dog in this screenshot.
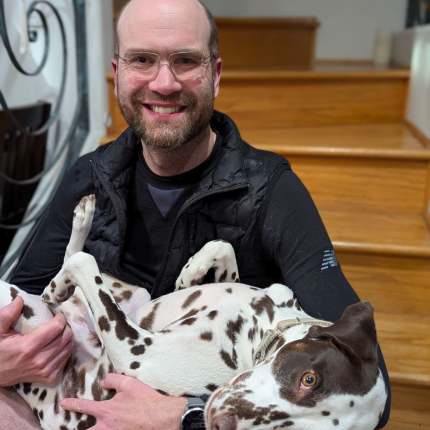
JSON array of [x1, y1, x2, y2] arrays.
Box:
[[226, 315, 244, 344], [88, 332, 102, 348], [130, 361, 140, 369], [95, 276, 103, 285], [22, 304, 35, 319], [23, 383, 32, 395], [54, 392, 60, 414], [350, 400, 354, 407], [10, 287, 18, 300], [226, 288, 233, 294], [131, 345, 146, 355], [144, 337, 153, 346], [112, 282, 123, 288], [286, 299, 294, 308], [208, 310, 218, 320], [182, 290, 202, 309], [39, 389, 47, 402], [181, 317, 197, 326], [139, 302, 160, 331], [98, 316, 110, 332], [251, 296, 275, 324], [157, 389, 169, 396], [122, 290, 132, 301], [99, 290, 139, 341], [220, 349, 238, 370], [180, 308, 200, 320], [232, 272, 237, 280], [322, 411, 330, 416], [274, 421, 294, 428], [64, 410, 71, 423], [219, 270, 228, 282], [206, 383, 218, 392], [113, 295, 123, 303], [333, 419, 339, 425], [32, 388, 39, 395], [200, 331, 213, 341], [77, 416, 96, 430], [60, 426, 68, 430]]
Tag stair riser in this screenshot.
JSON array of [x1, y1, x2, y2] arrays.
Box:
[[288, 156, 428, 215], [215, 78, 408, 129], [337, 252, 430, 317], [387, 385, 430, 430], [106, 77, 409, 133]]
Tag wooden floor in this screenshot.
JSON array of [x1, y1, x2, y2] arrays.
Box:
[[103, 64, 430, 428]]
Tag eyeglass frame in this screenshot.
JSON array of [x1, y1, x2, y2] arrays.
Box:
[[115, 50, 217, 82]]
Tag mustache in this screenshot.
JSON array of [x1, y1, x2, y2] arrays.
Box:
[[131, 92, 196, 107]]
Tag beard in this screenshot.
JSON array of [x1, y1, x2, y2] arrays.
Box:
[[117, 77, 215, 151]]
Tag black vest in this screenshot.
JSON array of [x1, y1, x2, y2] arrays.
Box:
[[86, 111, 290, 298]]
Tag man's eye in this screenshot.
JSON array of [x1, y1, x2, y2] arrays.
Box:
[[176, 56, 199, 66]]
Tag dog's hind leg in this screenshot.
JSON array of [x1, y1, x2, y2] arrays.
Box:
[[64, 194, 95, 263], [42, 252, 157, 377]]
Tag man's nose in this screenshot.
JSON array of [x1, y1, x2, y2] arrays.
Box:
[[148, 64, 182, 95]]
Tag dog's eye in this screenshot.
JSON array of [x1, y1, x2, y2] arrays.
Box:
[[300, 372, 316, 389]]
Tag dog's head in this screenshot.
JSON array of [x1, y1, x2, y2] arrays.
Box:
[[206, 302, 387, 430]]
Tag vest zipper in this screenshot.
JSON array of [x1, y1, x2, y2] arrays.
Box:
[[189, 218, 196, 254], [152, 183, 248, 297]]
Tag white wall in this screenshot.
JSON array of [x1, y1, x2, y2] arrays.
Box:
[[200, 0, 408, 60], [406, 25, 430, 141]]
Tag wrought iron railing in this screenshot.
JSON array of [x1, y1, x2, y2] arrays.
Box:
[[0, 0, 89, 277]]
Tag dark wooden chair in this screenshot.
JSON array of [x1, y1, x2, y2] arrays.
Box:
[[0, 103, 51, 261]]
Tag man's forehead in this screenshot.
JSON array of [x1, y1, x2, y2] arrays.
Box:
[[118, 0, 210, 52]]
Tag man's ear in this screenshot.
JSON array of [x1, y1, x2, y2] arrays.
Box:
[[213, 57, 223, 98], [307, 302, 378, 366], [111, 58, 119, 98]]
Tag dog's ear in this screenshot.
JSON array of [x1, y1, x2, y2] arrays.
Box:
[[307, 302, 378, 367]]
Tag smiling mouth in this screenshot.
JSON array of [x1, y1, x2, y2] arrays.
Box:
[[146, 105, 185, 114]]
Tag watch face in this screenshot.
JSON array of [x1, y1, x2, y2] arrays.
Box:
[[181, 408, 206, 430]]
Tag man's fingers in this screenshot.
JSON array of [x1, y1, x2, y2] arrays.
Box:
[[26, 313, 70, 348], [43, 339, 73, 379], [100, 372, 127, 391], [60, 397, 99, 416], [0, 297, 23, 333]]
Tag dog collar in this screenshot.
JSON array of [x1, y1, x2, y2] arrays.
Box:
[[253, 317, 333, 365]]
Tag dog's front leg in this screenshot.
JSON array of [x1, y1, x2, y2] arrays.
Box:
[[175, 240, 240, 290], [64, 195, 95, 263]]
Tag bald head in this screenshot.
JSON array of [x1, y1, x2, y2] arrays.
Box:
[[114, 0, 218, 62]]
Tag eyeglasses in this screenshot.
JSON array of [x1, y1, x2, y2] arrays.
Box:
[[117, 51, 214, 81]]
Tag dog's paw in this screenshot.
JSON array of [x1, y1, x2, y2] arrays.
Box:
[[42, 279, 76, 307], [175, 240, 239, 290], [73, 194, 96, 234]]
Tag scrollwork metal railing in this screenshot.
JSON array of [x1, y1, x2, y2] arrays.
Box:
[[0, 0, 89, 277]]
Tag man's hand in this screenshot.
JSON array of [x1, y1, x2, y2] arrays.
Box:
[[60, 373, 188, 430], [0, 296, 73, 386]]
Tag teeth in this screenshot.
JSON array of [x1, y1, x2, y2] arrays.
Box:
[[150, 105, 182, 114]]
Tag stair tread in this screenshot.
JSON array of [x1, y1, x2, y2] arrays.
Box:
[[242, 123, 430, 160], [375, 312, 430, 388], [322, 211, 430, 257]]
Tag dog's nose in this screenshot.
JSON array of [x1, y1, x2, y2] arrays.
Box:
[[212, 415, 237, 430]]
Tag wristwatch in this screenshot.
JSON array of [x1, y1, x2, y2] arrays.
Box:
[[180, 397, 206, 430]]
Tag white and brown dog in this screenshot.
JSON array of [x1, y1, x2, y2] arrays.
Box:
[[0, 196, 387, 430]]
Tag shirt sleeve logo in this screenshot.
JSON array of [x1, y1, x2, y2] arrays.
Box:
[[321, 250, 338, 271]]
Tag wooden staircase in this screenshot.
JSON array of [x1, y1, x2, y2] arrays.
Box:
[[103, 58, 430, 430]]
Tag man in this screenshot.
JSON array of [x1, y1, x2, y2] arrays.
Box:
[[0, 0, 390, 429]]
